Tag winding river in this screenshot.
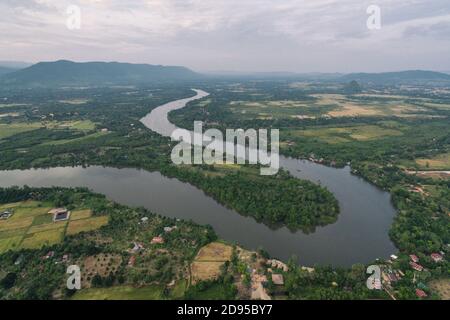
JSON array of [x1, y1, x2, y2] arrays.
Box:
[[0, 89, 397, 266]]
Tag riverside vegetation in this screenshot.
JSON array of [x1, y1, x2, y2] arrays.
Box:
[[0, 79, 448, 299]]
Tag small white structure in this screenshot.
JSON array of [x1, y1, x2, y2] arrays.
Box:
[[0, 210, 14, 220], [49, 208, 70, 222], [164, 226, 177, 233], [271, 274, 284, 286]]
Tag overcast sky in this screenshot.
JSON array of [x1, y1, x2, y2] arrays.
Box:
[[0, 0, 449, 73]]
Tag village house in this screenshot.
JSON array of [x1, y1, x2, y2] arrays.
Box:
[[0, 209, 14, 220], [164, 226, 177, 233], [250, 273, 270, 300], [271, 274, 284, 286], [409, 254, 420, 263], [430, 253, 443, 262], [49, 208, 70, 222], [267, 259, 289, 272], [415, 289, 427, 298], [140, 217, 149, 224], [131, 242, 144, 253], [301, 266, 315, 273], [410, 261, 424, 272], [151, 236, 165, 244]]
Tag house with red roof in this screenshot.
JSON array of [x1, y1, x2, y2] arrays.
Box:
[[151, 236, 165, 244], [415, 289, 427, 298], [430, 253, 443, 262], [409, 254, 419, 263], [410, 262, 424, 272]]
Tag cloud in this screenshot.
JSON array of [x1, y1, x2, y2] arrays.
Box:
[[0, 0, 449, 72]]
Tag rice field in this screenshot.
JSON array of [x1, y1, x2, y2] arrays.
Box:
[[226, 93, 440, 120], [66, 216, 109, 235], [0, 201, 108, 253], [283, 125, 403, 145], [71, 285, 165, 300], [191, 242, 233, 285]]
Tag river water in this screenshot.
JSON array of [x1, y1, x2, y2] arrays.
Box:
[[0, 89, 397, 266]]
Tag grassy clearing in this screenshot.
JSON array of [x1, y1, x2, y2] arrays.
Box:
[[27, 220, 67, 234], [0, 236, 22, 252], [66, 216, 109, 235], [44, 120, 96, 131], [415, 152, 450, 170], [0, 227, 28, 239], [71, 285, 165, 300], [226, 94, 437, 120], [13, 206, 53, 219], [70, 209, 92, 220], [32, 214, 54, 226], [0, 123, 42, 139], [191, 261, 225, 284], [228, 100, 326, 119], [0, 216, 34, 232], [283, 125, 402, 145], [191, 242, 232, 284], [196, 242, 233, 262], [171, 280, 188, 299], [312, 94, 429, 118], [21, 228, 65, 249], [41, 131, 108, 146]]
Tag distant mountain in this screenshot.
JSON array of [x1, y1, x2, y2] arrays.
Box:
[[0, 61, 32, 69], [203, 70, 343, 80], [340, 70, 450, 85], [0, 66, 17, 76], [0, 60, 202, 87]]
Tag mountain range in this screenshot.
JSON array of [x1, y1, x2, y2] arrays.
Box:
[[1, 60, 449, 87], [0, 60, 201, 87]]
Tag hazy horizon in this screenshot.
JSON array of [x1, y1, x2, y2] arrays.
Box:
[[1, 0, 449, 73]]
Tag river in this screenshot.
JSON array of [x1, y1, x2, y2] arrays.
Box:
[[0, 89, 397, 266]]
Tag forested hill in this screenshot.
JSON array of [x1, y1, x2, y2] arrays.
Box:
[[0, 60, 202, 87], [340, 70, 450, 85]]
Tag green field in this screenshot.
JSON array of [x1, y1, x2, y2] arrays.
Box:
[[0, 123, 42, 139], [71, 285, 165, 300], [66, 216, 109, 235], [44, 120, 96, 131], [283, 124, 403, 145], [41, 131, 109, 146], [0, 201, 108, 253], [224, 94, 442, 120], [415, 152, 450, 170]]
